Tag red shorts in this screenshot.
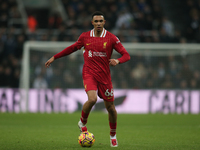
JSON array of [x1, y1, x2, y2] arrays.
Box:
[[83, 75, 114, 102]]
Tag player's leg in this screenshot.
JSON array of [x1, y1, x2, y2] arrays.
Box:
[[78, 77, 98, 132], [78, 90, 97, 132], [81, 90, 97, 123], [104, 100, 118, 147], [104, 101, 117, 135], [82, 90, 97, 113], [98, 82, 118, 147]]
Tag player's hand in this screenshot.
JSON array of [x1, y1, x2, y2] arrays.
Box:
[[45, 56, 55, 68], [109, 59, 120, 66]]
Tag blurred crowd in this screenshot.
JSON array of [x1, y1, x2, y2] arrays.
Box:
[[181, 0, 200, 43], [30, 51, 200, 90], [0, 0, 200, 89]]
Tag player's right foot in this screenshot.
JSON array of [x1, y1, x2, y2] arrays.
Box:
[[78, 120, 87, 133]]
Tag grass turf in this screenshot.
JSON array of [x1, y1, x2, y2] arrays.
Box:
[[0, 112, 200, 150]]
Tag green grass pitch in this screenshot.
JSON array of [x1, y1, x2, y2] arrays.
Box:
[[0, 112, 200, 150]]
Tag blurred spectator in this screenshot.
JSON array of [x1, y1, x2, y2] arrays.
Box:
[[66, 6, 77, 29], [9, 5, 21, 19], [27, 15, 38, 32], [186, 8, 199, 42], [161, 74, 174, 89], [15, 34, 25, 59], [63, 71, 76, 88], [180, 80, 188, 89], [161, 16, 174, 37], [33, 74, 48, 89], [58, 24, 66, 41], [4, 33, 16, 57], [12, 68, 20, 87], [4, 66, 13, 87], [0, 65, 5, 87], [159, 28, 171, 43], [167, 55, 180, 77], [190, 79, 198, 89], [157, 62, 166, 79], [48, 12, 63, 29], [171, 30, 182, 43], [193, 70, 200, 82], [131, 62, 147, 80], [173, 73, 182, 88], [145, 14, 154, 30], [180, 63, 193, 85], [0, 2, 9, 27], [117, 0, 129, 11], [0, 13, 8, 27], [115, 9, 133, 29], [134, 12, 147, 30], [137, 0, 148, 11]]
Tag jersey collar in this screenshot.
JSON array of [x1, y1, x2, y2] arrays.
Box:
[[90, 28, 107, 37]]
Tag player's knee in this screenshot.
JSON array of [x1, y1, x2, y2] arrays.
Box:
[[106, 105, 116, 115], [88, 96, 97, 105]]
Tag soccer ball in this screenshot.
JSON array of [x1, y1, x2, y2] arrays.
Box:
[[78, 131, 95, 147]]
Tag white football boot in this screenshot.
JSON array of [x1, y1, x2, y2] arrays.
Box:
[[78, 120, 87, 133], [110, 135, 118, 147]]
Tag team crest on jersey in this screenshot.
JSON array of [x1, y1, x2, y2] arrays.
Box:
[[103, 42, 107, 48]]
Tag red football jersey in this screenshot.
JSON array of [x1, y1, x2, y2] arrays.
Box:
[[54, 28, 130, 84]]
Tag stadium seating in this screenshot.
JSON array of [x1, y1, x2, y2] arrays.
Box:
[[0, 0, 200, 89]]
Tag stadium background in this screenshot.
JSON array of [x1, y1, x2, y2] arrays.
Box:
[[1, 1, 200, 150], [0, 0, 200, 113], [1, 0, 200, 89]]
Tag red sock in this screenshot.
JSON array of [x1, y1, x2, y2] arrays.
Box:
[[80, 110, 89, 125], [109, 122, 117, 136]]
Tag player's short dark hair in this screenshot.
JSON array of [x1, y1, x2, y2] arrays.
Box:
[[92, 11, 105, 19]]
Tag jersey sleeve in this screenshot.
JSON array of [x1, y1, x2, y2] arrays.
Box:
[[54, 33, 84, 59], [112, 35, 130, 63]]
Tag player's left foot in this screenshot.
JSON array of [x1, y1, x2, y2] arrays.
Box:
[[110, 135, 118, 147], [78, 120, 87, 133]]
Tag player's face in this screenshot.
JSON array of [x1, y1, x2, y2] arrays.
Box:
[[92, 15, 105, 32]]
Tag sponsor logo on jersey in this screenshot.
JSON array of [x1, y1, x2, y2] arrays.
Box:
[[88, 51, 107, 57], [86, 43, 91, 45], [93, 52, 107, 57]]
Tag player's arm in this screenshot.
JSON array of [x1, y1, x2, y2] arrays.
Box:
[[109, 59, 120, 66], [53, 42, 80, 59], [45, 56, 54, 68], [45, 34, 84, 68], [45, 43, 80, 68], [111, 36, 130, 65]]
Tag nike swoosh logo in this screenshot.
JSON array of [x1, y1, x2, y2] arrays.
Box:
[[86, 43, 91, 45], [94, 95, 127, 110]]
